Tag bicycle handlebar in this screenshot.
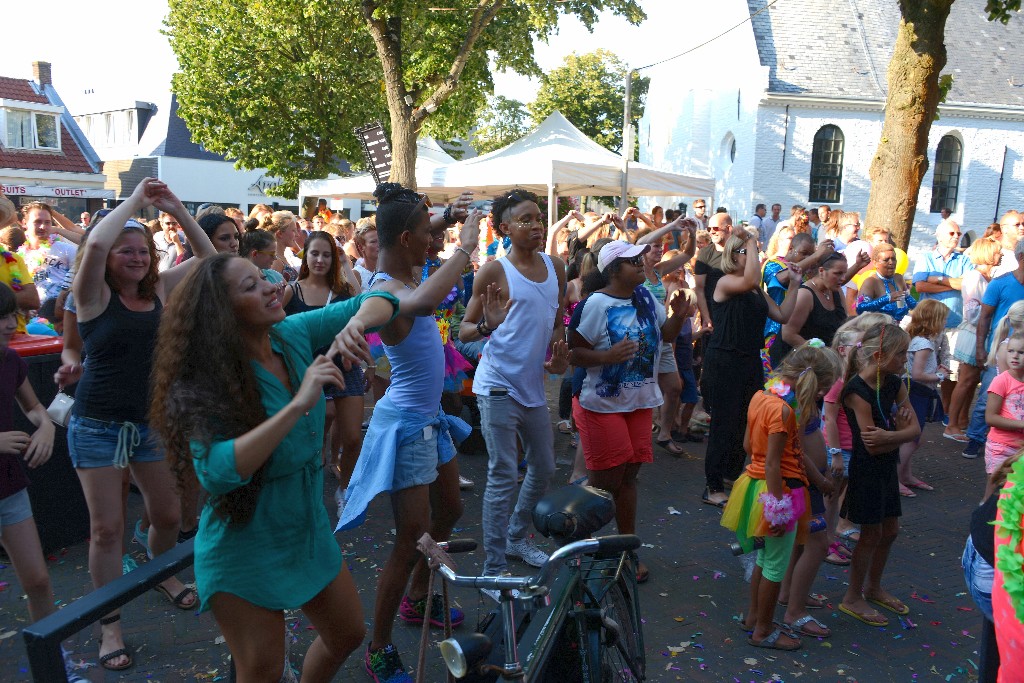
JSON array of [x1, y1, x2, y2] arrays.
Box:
[[426, 534, 642, 594]]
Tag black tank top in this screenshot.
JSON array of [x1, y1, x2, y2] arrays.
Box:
[[75, 294, 163, 423], [770, 285, 847, 366], [708, 288, 768, 358]]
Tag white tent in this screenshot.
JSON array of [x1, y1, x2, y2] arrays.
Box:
[[302, 112, 714, 223], [299, 137, 457, 201]]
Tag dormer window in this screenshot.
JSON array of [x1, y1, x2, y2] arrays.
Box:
[[0, 101, 63, 151]]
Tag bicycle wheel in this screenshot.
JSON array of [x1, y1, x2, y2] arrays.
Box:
[[596, 580, 644, 682]]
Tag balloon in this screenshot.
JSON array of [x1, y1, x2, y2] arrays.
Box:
[[895, 247, 909, 275]]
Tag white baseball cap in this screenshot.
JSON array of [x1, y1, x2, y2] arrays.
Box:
[[597, 240, 650, 272]]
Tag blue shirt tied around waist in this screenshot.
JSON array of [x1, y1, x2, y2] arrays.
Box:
[[336, 394, 470, 532]]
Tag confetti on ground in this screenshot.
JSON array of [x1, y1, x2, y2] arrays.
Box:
[[668, 506, 681, 515]]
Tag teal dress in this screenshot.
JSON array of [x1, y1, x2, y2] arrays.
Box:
[[190, 291, 398, 612]]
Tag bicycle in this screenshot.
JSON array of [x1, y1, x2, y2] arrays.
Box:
[[417, 485, 646, 682]]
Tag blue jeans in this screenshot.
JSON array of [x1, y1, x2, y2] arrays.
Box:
[[962, 535, 994, 621], [966, 366, 998, 444], [478, 394, 555, 575]]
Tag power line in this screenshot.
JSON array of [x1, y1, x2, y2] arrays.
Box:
[[635, 0, 781, 71]]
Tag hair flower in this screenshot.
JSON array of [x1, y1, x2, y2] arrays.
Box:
[[765, 377, 792, 398], [806, 338, 825, 348]]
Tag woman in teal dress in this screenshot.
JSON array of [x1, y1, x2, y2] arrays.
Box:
[[150, 253, 398, 682]]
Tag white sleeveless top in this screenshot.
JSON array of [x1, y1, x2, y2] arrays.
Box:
[[473, 253, 559, 407]]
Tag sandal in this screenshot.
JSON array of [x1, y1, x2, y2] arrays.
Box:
[[556, 419, 573, 434], [748, 627, 802, 651], [154, 584, 198, 610], [838, 602, 889, 627], [865, 593, 910, 615], [655, 437, 685, 457], [943, 430, 969, 443], [701, 488, 727, 508], [635, 561, 649, 584], [779, 593, 828, 609], [785, 614, 831, 638], [903, 479, 934, 492], [898, 483, 917, 498], [98, 614, 133, 671], [824, 542, 851, 566], [837, 528, 860, 547]]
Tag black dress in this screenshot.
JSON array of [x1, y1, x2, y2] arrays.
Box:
[[770, 285, 847, 366], [702, 288, 768, 492], [284, 282, 365, 399], [842, 374, 902, 525]]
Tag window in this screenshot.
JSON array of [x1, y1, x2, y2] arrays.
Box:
[[2, 109, 60, 151], [930, 135, 962, 213], [809, 125, 844, 203], [721, 132, 737, 166]]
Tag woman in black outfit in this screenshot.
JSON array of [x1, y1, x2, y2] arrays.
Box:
[[702, 230, 801, 507], [771, 252, 848, 365]]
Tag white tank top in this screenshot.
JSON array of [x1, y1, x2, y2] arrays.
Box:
[[473, 253, 559, 407]]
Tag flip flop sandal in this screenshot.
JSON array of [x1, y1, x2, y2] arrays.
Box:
[[943, 431, 969, 443], [785, 615, 831, 638], [898, 484, 917, 498], [866, 595, 910, 615], [556, 420, 573, 434], [635, 561, 649, 584], [748, 627, 802, 651], [824, 542, 851, 566], [655, 438, 685, 457], [905, 479, 934, 491], [154, 584, 198, 610], [838, 602, 889, 627], [778, 593, 828, 609]]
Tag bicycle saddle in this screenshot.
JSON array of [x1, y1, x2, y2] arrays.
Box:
[[532, 485, 615, 546]]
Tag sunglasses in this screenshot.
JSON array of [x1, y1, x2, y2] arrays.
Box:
[[735, 248, 748, 255], [619, 255, 645, 267]]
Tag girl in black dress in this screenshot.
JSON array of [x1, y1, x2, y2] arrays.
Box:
[[839, 322, 920, 628]]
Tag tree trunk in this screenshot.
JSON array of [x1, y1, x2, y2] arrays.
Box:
[[865, 0, 953, 251], [388, 112, 419, 189]]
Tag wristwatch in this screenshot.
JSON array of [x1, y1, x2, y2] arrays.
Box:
[[827, 447, 842, 457]]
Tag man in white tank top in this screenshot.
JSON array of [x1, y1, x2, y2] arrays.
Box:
[[460, 190, 569, 579]]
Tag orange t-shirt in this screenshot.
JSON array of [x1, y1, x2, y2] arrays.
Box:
[[743, 390, 807, 485]]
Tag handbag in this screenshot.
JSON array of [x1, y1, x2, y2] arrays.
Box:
[[46, 392, 74, 427]]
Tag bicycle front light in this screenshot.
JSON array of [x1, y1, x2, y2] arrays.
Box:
[[440, 633, 492, 678]]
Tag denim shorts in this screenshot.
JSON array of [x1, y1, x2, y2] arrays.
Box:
[[0, 488, 33, 531], [68, 415, 163, 469], [827, 448, 852, 477], [391, 424, 453, 491], [962, 535, 994, 621], [679, 368, 700, 405]]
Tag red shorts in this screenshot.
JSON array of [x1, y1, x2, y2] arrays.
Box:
[[572, 398, 654, 471]]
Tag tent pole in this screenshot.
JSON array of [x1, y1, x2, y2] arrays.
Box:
[[619, 69, 633, 214], [548, 185, 556, 228]]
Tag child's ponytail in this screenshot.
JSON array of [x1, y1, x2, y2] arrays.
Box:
[[776, 340, 842, 424]]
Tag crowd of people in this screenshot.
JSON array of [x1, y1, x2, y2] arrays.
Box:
[[0, 182, 1023, 682]]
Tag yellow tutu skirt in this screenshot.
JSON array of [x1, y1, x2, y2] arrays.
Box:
[[720, 473, 811, 554]]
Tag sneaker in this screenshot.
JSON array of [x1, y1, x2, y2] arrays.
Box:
[[334, 486, 348, 520], [399, 594, 464, 628], [963, 439, 984, 458], [121, 554, 137, 575], [62, 646, 88, 683], [365, 643, 413, 683], [506, 538, 548, 568], [177, 526, 198, 544], [459, 475, 474, 490], [133, 519, 151, 558], [942, 415, 950, 427]]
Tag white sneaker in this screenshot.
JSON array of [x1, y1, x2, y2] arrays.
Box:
[[459, 475, 475, 490], [334, 486, 347, 520], [506, 538, 548, 568]]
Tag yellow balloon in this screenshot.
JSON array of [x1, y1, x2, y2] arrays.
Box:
[[852, 268, 875, 290], [895, 247, 909, 275]]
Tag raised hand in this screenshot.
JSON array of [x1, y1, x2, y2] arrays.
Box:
[[544, 340, 570, 374], [482, 282, 512, 331], [150, 183, 187, 216], [293, 356, 346, 412], [449, 191, 475, 223], [459, 209, 483, 254]]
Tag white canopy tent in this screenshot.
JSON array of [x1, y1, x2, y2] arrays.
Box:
[[301, 112, 714, 224]]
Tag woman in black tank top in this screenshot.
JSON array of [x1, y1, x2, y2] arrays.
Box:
[[65, 179, 217, 671], [771, 253, 848, 367], [281, 231, 364, 514]]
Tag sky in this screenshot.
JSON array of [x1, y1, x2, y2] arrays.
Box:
[[6, 0, 718, 116]]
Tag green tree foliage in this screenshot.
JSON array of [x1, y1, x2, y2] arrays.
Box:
[[988, 0, 1021, 23], [528, 49, 649, 157], [165, 0, 385, 197], [166, 0, 645, 195], [471, 96, 530, 154]]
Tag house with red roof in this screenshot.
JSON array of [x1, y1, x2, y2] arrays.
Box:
[[0, 62, 111, 217]]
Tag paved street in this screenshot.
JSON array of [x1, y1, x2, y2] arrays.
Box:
[[0, 383, 989, 682]]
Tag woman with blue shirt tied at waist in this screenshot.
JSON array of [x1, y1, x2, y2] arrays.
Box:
[[338, 183, 480, 683], [150, 253, 398, 682], [68, 178, 216, 671]]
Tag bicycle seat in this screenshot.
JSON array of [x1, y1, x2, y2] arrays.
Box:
[[532, 485, 615, 546]]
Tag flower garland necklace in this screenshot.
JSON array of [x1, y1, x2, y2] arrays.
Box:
[[996, 458, 1024, 623], [0, 251, 24, 292], [764, 375, 800, 425]]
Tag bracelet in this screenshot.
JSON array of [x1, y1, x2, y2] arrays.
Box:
[[758, 491, 796, 527], [455, 246, 472, 260], [476, 319, 491, 337], [443, 205, 458, 225]]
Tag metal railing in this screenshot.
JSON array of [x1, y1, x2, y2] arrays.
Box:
[[22, 538, 195, 682]]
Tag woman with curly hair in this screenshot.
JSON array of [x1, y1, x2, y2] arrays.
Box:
[[281, 231, 365, 517], [68, 178, 216, 671], [150, 253, 399, 682]]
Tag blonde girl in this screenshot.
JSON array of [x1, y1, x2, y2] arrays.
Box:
[[839, 323, 920, 628], [724, 342, 841, 651], [899, 299, 950, 495], [983, 331, 1024, 474]]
